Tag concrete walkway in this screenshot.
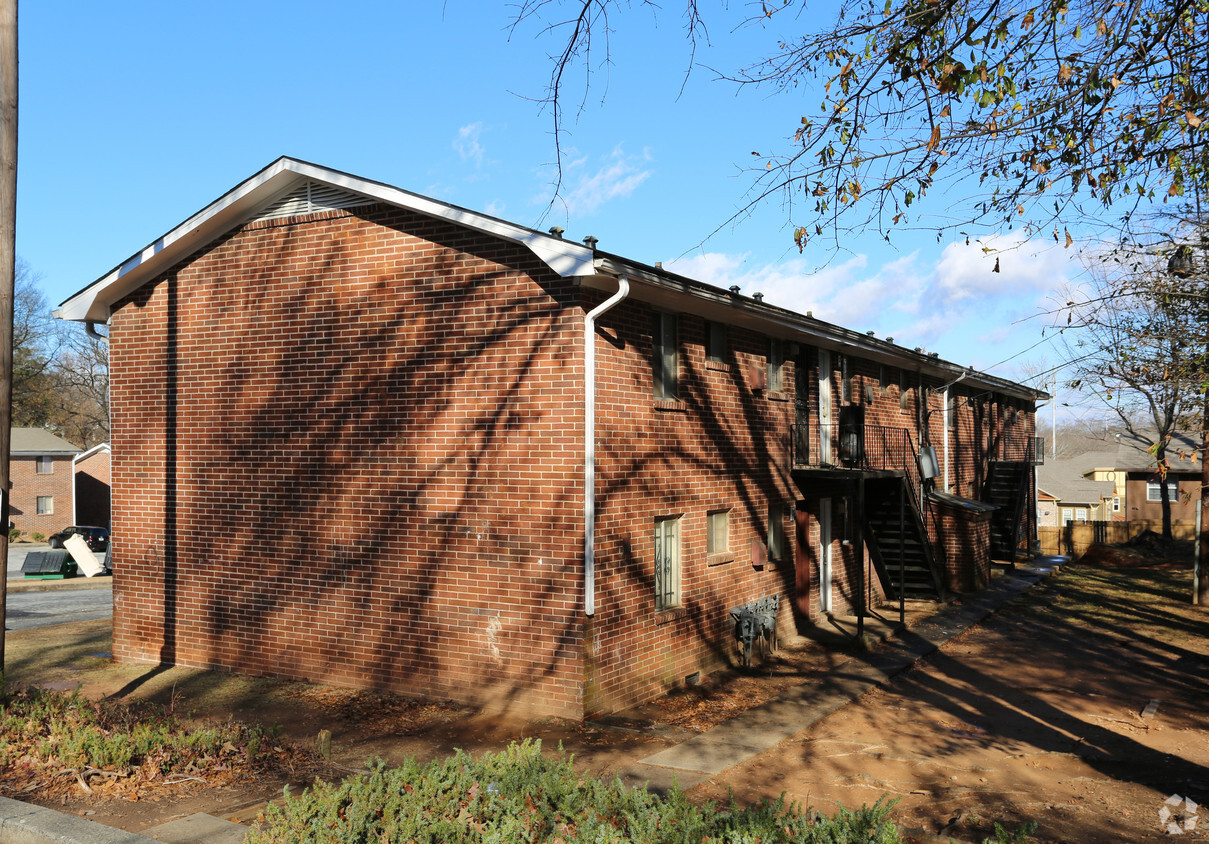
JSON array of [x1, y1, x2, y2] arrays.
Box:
[[0, 561, 1060, 842], [617, 562, 1059, 793]]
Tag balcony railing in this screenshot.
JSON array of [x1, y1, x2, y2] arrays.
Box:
[[987, 435, 1044, 465], [793, 422, 919, 479]]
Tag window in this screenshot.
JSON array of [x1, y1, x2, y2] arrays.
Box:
[[706, 321, 727, 365], [653, 312, 679, 399], [1061, 508, 1073, 523], [839, 354, 852, 403], [1147, 481, 1179, 501], [768, 502, 786, 562], [766, 340, 783, 392], [36, 456, 52, 475], [1112, 497, 1121, 512], [654, 517, 681, 610], [36, 496, 53, 515], [706, 510, 730, 556], [1076, 507, 1088, 521]]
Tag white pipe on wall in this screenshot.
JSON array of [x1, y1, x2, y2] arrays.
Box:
[[583, 275, 630, 616]]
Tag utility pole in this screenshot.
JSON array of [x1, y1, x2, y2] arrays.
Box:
[[0, 0, 17, 669], [1051, 371, 1057, 459]]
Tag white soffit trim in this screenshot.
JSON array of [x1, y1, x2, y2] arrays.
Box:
[[55, 157, 596, 323]]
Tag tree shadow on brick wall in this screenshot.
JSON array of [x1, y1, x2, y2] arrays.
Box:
[[112, 208, 591, 716], [590, 304, 836, 702]]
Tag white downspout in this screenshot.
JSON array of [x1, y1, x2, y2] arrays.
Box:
[[584, 275, 630, 617], [943, 385, 951, 493]]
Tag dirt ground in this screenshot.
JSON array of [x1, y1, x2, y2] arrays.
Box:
[[4, 547, 1207, 842]]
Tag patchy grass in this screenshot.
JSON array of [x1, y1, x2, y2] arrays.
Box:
[[0, 686, 317, 803], [1013, 543, 1207, 649]]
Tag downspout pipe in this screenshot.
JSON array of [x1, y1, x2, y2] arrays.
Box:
[[584, 275, 630, 617]]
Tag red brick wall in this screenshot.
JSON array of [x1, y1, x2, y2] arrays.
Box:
[[586, 301, 798, 713], [933, 504, 992, 592], [11, 455, 75, 535], [109, 205, 587, 719], [75, 450, 112, 528]]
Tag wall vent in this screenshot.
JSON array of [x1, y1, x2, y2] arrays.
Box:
[[255, 180, 373, 222]]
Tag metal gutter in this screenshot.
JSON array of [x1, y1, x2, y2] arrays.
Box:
[[590, 256, 1046, 403]]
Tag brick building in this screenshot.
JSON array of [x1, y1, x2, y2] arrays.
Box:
[[56, 158, 1043, 718], [10, 428, 81, 536], [74, 443, 112, 529]]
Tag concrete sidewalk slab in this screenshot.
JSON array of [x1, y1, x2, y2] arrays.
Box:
[[143, 813, 248, 843], [627, 565, 1055, 788]]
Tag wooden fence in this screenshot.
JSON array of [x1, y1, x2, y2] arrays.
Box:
[[1038, 520, 1196, 557]]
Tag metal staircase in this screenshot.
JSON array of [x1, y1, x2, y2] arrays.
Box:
[[983, 460, 1030, 561], [863, 476, 946, 600]]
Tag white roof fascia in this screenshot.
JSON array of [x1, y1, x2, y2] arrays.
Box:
[[73, 443, 111, 465], [56, 158, 595, 324], [590, 260, 1045, 403]]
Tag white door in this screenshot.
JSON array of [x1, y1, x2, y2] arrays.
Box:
[[818, 349, 832, 464], [819, 498, 833, 613]]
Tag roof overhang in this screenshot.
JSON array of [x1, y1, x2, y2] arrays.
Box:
[[56, 157, 1045, 405], [589, 258, 1047, 403], [55, 157, 596, 324]]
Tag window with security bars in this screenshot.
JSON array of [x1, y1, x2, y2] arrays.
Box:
[[654, 517, 681, 610]]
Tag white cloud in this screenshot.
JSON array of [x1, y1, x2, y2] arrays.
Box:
[[935, 232, 1076, 301], [560, 145, 653, 216], [454, 122, 486, 167], [664, 235, 1080, 377]]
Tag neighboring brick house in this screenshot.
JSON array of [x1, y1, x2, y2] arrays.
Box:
[[74, 443, 112, 529], [10, 428, 81, 535], [55, 157, 1044, 719]]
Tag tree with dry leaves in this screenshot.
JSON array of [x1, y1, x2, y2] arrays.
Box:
[[517, 0, 1207, 251], [1060, 215, 1208, 540], [11, 259, 109, 448]]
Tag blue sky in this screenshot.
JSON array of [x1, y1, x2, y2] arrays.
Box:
[[18, 1, 1091, 402]]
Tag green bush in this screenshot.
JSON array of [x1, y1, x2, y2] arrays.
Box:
[[8, 528, 18, 543], [247, 739, 902, 843], [30, 532, 44, 543]]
